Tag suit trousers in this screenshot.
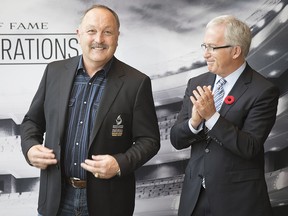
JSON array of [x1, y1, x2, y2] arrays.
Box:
[[191, 187, 212, 216]]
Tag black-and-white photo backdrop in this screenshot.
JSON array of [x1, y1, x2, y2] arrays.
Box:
[[1, 0, 287, 215]]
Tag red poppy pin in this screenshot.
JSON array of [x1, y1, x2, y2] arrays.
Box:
[[224, 95, 235, 105]]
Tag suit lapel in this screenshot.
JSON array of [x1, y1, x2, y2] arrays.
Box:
[[207, 73, 216, 89], [220, 65, 252, 115], [58, 56, 80, 142], [89, 58, 125, 148]]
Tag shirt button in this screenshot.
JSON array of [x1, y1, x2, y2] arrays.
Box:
[[84, 101, 87, 105], [205, 148, 210, 153], [74, 163, 77, 166], [80, 121, 83, 124], [76, 142, 79, 146]]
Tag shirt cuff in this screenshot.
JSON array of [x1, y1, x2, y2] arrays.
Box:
[[188, 119, 203, 134], [205, 112, 220, 130]]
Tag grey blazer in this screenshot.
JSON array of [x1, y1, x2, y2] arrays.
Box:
[[170, 64, 279, 216]]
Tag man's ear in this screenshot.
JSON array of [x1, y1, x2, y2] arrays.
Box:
[[232, 46, 242, 59]]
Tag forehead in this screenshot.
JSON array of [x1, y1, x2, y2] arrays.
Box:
[[204, 24, 226, 44], [81, 8, 117, 28]]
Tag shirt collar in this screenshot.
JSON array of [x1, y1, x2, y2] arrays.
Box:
[[76, 55, 114, 77], [215, 62, 246, 86]]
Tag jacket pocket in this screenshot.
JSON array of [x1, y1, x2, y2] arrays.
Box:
[[228, 169, 262, 183]]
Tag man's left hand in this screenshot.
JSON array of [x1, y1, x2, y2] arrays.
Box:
[[81, 155, 120, 179]]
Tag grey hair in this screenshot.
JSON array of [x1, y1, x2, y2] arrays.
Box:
[[207, 15, 251, 57]]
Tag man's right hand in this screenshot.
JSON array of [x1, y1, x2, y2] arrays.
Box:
[[190, 85, 215, 121], [189, 102, 203, 129], [27, 145, 57, 169]]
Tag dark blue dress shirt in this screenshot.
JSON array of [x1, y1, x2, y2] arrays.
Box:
[[63, 56, 112, 179]]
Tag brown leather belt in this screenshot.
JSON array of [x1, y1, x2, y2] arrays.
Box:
[[66, 177, 86, 189]]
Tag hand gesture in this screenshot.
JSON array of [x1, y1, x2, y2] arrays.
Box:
[[190, 85, 216, 120], [27, 145, 57, 169], [81, 154, 120, 179]]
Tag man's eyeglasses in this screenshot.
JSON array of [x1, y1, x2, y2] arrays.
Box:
[[201, 43, 232, 52]]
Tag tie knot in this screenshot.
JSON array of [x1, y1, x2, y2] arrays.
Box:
[[217, 78, 226, 88]]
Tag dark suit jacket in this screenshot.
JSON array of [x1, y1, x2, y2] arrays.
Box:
[[20, 56, 160, 216], [170, 64, 279, 216]]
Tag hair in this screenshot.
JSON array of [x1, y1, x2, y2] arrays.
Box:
[[206, 15, 251, 57], [80, 4, 120, 30]]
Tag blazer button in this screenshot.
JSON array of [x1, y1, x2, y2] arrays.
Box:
[[205, 148, 210, 153]]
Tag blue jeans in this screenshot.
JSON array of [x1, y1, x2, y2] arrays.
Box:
[[57, 184, 89, 216], [38, 183, 89, 216]]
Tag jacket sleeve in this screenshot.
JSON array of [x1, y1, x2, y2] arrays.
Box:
[[170, 78, 206, 150], [113, 76, 160, 175], [20, 66, 48, 162], [208, 83, 279, 159]]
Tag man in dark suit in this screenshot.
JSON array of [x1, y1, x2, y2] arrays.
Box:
[[20, 4, 160, 216], [170, 15, 279, 216]]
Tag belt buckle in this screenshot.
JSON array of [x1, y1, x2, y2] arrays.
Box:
[[70, 177, 81, 188]]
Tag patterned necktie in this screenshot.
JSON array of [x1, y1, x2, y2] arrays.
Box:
[[214, 78, 227, 111]]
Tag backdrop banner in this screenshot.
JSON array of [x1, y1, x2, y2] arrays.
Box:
[[0, 0, 287, 215]]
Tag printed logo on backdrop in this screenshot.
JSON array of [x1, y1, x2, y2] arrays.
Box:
[[0, 22, 80, 65]]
